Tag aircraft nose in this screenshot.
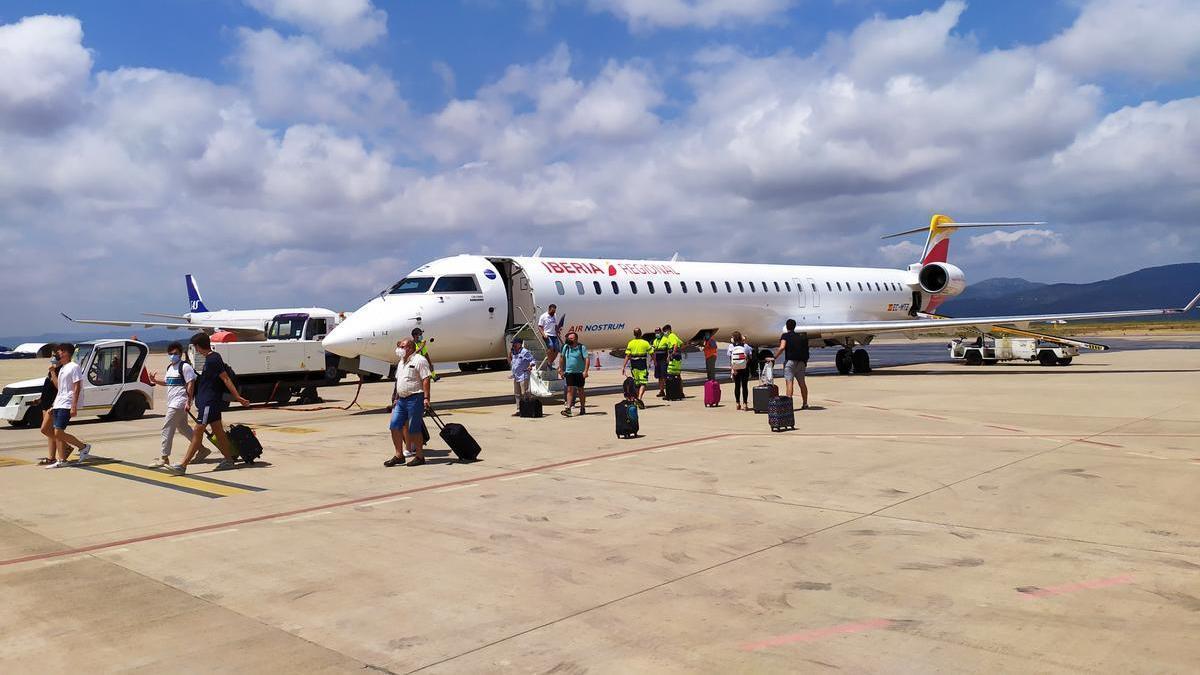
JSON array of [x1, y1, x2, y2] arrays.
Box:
[[322, 320, 361, 358]]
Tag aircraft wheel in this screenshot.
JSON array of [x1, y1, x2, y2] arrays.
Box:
[[851, 349, 871, 373], [964, 350, 983, 366], [1038, 350, 1057, 366], [1056, 356, 1073, 366], [835, 348, 852, 375], [274, 386, 292, 406]]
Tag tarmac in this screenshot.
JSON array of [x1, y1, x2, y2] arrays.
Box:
[[1, 337, 1198, 673]]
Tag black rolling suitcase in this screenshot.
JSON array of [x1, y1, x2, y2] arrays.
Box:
[[664, 373, 684, 400], [518, 396, 543, 418], [615, 400, 639, 439], [752, 383, 778, 413], [767, 396, 795, 431], [227, 424, 263, 464], [428, 407, 481, 462]]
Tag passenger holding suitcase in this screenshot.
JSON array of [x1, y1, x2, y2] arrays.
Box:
[[168, 333, 249, 475], [774, 319, 810, 410], [385, 339, 432, 467], [508, 337, 535, 416]]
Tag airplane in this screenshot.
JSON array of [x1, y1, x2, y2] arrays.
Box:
[[321, 215, 1200, 374], [64, 274, 343, 341]]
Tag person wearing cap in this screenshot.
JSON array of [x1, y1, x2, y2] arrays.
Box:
[[508, 336, 535, 416], [557, 330, 589, 417], [411, 327, 438, 381]]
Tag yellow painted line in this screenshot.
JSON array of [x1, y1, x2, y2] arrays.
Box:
[[0, 457, 32, 468], [94, 463, 252, 497]]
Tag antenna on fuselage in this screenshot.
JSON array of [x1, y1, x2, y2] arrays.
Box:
[[670, 252, 680, 262], [531, 246, 543, 258]]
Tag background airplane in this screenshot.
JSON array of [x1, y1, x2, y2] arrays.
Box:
[[64, 275, 341, 341], [322, 215, 1199, 374]]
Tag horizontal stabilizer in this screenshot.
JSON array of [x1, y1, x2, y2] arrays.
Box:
[[881, 222, 1046, 240]]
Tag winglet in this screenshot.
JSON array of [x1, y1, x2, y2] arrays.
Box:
[[531, 246, 543, 258], [61, 312, 75, 322], [1180, 290, 1200, 313]]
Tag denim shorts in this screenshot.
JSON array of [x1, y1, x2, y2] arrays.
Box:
[[389, 394, 425, 434], [546, 336, 561, 352], [51, 408, 71, 430]]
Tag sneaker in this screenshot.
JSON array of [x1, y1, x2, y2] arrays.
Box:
[[195, 447, 212, 462], [43, 461, 68, 469], [166, 464, 186, 475], [578, 408, 586, 415], [77, 444, 92, 462], [405, 456, 426, 467], [150, 456, 170, 468], [383, 455, 405, 467], [214, 459, 238, 471], [560, 408, 572, 417], [37, 457, 56, 465]]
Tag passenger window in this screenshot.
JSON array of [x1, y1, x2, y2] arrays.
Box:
[[836, 282, 842, 291], [680, 281, 687, 294], [826, 282, 832, 291], [737, 282, 745, 293], [611, 280, 620, 295], [776, 282, 782, 292], [749, 282, 756, 292], [811, 283, 817, 292], [593, 281, 602, 295], [630, 281, 638, 294], [124, 342, 147, 382], [555, 281, 565, 295], [857, 282, 863, 291], [725, 282, 732, 293], [648, 281, 656, 294], [575, 280, 585, 295], [711, 281, 718, 293], [89, 346, 124, 386], [432, 275, 480, 293], [665, 281, 672, 294], [697, 281, 704, 293]]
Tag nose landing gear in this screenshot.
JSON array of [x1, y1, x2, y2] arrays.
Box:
[[835, 347, 872, 375]]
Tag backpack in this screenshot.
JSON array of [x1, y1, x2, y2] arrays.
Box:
[[730, 346, 748, 370], [219, 363, 240, 403]]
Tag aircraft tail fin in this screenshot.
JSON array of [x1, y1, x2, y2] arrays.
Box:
[[185, 274, 209, 313], [881, 215, 1046, 266]]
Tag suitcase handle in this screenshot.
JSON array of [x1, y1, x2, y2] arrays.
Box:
[[425, 404, 447, 431]]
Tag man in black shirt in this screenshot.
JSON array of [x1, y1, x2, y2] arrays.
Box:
[[167, 332, 249, 475], [775, 318, 810, 409]]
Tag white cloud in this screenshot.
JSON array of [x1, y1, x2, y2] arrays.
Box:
[[1042, 0, 1200, 80], [587, 0, 794, 30], [245, 0, 387, 50], [0, 15, 92, 134], [968, 229, 1070, 257]]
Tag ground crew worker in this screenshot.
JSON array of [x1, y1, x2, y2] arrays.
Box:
[[699, 333, 718, 381], [412, 327, 438, 381], [661, 324, 685, 383], [621, 328, 653, 409], [651, 327, 668, 397]]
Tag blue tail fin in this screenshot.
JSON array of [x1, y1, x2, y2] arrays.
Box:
[[185, 275, 209, 313]]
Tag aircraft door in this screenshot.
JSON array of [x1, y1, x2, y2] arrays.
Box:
[[508, 265, 537, 328], [82, 344, 124, 410], [793, 277, 806, 308], [807, 277, 820, 307]]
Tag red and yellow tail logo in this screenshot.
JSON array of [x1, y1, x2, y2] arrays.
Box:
[[921, 214, 956, 265]]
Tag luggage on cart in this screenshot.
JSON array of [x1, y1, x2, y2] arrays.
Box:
[[767, 396, 795, 431]]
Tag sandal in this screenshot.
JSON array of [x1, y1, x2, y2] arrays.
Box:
[[37, 457, 56, 465], [560, 409, 572, 417]]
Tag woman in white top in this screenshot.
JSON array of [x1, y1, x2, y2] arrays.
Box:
[[728, 331, 754, 411]]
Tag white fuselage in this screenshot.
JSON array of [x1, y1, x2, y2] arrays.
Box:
[[323, 255, 923, 364], [184, 308, 338, 332]]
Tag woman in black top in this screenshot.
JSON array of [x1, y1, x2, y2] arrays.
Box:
[[36, 358, 81, 464]]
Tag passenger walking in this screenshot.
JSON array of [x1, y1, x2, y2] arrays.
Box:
[[621, 328, 653, 409], [44, 343, 92, 468], [728, 332, 753, 411], [774, 319, 810, 409], [412, 327, 439, 381], [169, 333, 249, 474], [385, 338, 433, 467], [538, 304, 562, 368], [37, 350, 85, 465], [146, 342, 210, 467], [558, 331, 589, 416], [508, 337, 535, 415]]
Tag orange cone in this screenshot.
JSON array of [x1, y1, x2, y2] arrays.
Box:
[[593, 355, 602, 369]]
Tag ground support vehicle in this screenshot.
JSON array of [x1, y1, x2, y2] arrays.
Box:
[[1, 339, 154, 426], [950, 336, 1079, 366]]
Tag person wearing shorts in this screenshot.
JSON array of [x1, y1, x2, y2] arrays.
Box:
[[775, 318, 810, 409], [168, 332, 249, 475], [558, 331, 589, 417], [42, 344, 90, 468], [538, 304, 562, 369], [621, 328, 653, 409], [385, 339, 432, 467]]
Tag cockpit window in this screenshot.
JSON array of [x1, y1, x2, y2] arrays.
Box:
[[432, 275, 480, 293], [388, 277, 434, 294]]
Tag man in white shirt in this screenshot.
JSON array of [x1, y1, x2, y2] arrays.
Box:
[[386, 338, 433, 467], [537, 304, 561, 368], [45, 343, 92, 468], [147, 341, 212, 467]]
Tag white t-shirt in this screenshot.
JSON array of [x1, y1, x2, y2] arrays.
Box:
[[164, 362, 197, 410], [395, 354, 432, 398], [53, 361, 83, 409], [538, 311, 559, 338], [728, 344, 752, 371]]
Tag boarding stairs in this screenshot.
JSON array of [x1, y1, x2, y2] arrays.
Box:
[[506, 307, 563, 395]]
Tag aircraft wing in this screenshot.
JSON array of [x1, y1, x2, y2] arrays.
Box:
[[61, 314, 266, 340], [791, 291, 1200, 338]]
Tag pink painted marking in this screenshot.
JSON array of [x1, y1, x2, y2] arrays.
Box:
[[741, 619, 893, 651], [1019, 574, 1134, 599], [1074, 438, 1122, 448]]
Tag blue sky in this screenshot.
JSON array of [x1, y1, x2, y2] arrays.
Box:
[[1, 0, 1198, 335]]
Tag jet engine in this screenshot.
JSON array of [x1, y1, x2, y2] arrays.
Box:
[[917, 262, 967, 297]]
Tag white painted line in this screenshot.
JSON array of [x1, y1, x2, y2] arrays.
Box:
[[856, 435, 897, 439], [42, 554, 89, 568], [650, 449, 670, 454], [436, 484, 478, 493], [96, 548, 130, 555], [693, 440, 720, 447], [1125, 452, 1168, 461], [176, 528, 241, 540], [607, 455, 632, 462], [562, 462, 593, 468], [499, 473, 541, 481], [362, 496, 413, 506], [939, 436, 965, 439], [277, 510, 336, 523]]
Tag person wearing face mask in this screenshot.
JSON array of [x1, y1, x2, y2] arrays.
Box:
[[385, 338, 433, 467], [557, 331, 589, 417], [146, 342, 211, 467]]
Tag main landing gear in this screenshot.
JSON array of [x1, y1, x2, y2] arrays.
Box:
[[835, 347, 871, 375]]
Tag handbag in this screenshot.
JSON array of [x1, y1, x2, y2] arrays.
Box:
[[529, 371, 552, 398]]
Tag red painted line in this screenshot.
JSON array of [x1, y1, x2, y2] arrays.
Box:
[[918, 414, 947, 420], [1073, 438, 1123, 448], [1018, 574, 1134, 599], [741, 619, 893, 651], [986, 425, 1023, 432], [0, 433, 738, 568]]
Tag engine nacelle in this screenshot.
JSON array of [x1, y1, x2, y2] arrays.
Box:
[[917, 262, 967, 297]]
